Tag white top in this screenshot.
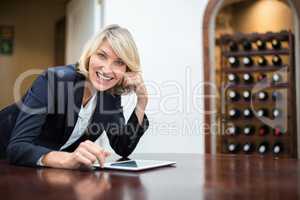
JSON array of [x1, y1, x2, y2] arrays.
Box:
[[59, 93, 97, 150]]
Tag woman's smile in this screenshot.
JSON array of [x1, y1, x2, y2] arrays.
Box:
[[96, 70, 114, 81]]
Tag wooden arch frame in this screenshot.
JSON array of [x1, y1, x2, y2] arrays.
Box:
[[202, 0, 300, 154]]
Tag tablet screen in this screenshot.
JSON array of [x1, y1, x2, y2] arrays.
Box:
[[110, 160, 138, 167]]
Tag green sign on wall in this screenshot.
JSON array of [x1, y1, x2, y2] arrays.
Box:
[[0, 26, 14, 55]]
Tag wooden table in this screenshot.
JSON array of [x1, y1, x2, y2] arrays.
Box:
[[0, 154, 299, 200]]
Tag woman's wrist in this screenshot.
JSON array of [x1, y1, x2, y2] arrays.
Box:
[[135, 95, 148, 125], [42, 151, 73, 169], [137, 95, 148, 110]]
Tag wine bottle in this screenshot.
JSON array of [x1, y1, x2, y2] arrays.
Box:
[[242, 90, 251, 101], [228, 108, 240, 118], [273, 126, 286, 136], [257, 73, 267, 82], [257, 56, 267, 66], [258, 125, 269, 136], [272, 108, 281, 118], [243, 143, 254, 153], [257, 91, 268, 101], [243, 73, 253, 84], [242, 40, 252, 51], [271, 39, 281, 49], [228, 56, 239, 67], [227, 126, 240, 135], [227, 90, 239, 101], [257, 108, 268, 117], [272, 142, 283, 155], [243, 125, 254, 135], [227, 143, 239, 153], [242, 56, 253, 67], [227, 73, 239, 83], [228, 41, 238, 51], [272, 91, 282, 101], [243, 108, 253, 118], [256, 39, 266, 50], [272, 73, 282, 83], [258, 142, 269, 154], [272, 55, 282, 66]]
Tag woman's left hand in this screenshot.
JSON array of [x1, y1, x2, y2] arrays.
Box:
[[123, 72, 148, 101], [123, 72, 148, 125]]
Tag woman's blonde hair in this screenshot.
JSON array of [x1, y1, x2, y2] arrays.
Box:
[[77, 24, 141, 94]]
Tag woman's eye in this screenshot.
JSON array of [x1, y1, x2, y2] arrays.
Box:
[[97, 53, 106, 59], [115, 60, 125, 66]]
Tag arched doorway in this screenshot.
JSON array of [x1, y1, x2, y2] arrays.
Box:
[[203, 0, 300, 157]]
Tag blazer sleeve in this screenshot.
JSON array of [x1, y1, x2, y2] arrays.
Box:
[[6, 71, 53, 166], [105, 96, 149, 158]]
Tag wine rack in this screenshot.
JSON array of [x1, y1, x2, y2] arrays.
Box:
[[219, 31, 297, 158]]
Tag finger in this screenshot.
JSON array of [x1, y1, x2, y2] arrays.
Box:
[[85, 140, 111, 158], [124, 75, 140, 85], [126, 74, 143, 85], [81, 141, 109, 167], [99, 154, 106, 168], [99, 151, 110, 167], [77, 148, 97, 164], [124, 71, 138, 77], [74, 152, 93, 167], [123, 76, 134, 85], [103, 151, 111, 157], [123, 77, 138, 89], [79, 141, 103, 160], [82, 140, 104, 153], [122, 78, 129, 86]]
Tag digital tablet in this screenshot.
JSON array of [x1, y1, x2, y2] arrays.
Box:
[[94, 160, 176, 171]]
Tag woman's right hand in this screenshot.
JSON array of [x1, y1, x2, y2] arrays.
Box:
[[68, 140, 110, 169], [42, 140, 110, 170]]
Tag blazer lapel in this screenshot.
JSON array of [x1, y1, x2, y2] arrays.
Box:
[[63, 72, 85, 142], [85, 92, 104, 137]]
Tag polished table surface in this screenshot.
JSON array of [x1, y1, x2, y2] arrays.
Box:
[[0, 153, 299, 200]]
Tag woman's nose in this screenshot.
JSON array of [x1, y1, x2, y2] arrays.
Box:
[[102, 61, 114, 73]]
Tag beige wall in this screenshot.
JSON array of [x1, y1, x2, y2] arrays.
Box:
[[0, 0, 66, 109], [216, 0, 293, 35], [232, 0, 293, 33]]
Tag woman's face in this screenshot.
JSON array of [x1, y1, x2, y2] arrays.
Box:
[[88, 40, 127, 91]]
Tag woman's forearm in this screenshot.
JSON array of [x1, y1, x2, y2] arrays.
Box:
[[135, 97, 148, 125]]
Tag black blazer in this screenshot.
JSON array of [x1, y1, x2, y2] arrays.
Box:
[[0, 64, 149, 166]]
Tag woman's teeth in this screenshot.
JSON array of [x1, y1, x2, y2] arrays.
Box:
[[96, 71, 113, 81]]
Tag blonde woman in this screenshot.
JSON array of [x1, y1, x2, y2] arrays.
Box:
[[0, 25, 149, 169]]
